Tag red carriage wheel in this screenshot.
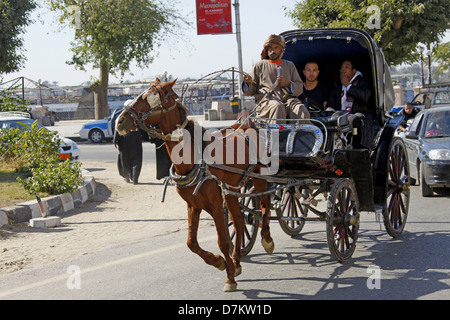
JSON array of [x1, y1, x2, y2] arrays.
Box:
[[326, 178, 360, 263], [275, 186, 307, 236], [382, 137, 410, 238], [224, 183, 259, 256]]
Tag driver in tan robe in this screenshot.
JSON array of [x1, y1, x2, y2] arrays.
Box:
[[242, 34, 309, 124]]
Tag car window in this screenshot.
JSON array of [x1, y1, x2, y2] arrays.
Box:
[[412, 92, 435, 106], [434, 91, 450, 104], [0, 119, 42, 130], [424, 111, 450, 138], [409, 113, 423, 136]]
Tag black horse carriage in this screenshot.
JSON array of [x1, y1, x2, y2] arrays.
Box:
[[224, 28, 411, 262]]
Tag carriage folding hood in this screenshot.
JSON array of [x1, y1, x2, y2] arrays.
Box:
[[281, 28, 396, 119], [280, 28, 398, 212]]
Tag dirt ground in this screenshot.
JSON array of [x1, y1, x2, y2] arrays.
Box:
[[0, 161, 215, 274]]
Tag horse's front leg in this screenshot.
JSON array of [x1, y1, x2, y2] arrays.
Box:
[[186, 204, 226, 271], [224, 195, 243, 277], [209, 204, 238, 292]]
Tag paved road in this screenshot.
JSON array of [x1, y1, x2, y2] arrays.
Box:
[[0, 184, 448, 301], [77, 140, 157, 163]]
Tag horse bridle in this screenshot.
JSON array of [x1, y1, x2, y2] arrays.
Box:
[[125, 85, 177, 122], [124, 84, 187, 141]]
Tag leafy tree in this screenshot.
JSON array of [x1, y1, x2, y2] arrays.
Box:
[[433, 41, 449, 79], [46, 0, 190, 119], [286, 0, 450, 65], [0, 85, 27, 112], [0, 0, 36, 74]]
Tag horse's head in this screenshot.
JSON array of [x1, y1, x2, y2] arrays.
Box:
[[115, 78, 180, 136]]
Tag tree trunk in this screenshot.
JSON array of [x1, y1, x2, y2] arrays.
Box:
[[91, 61, 110, 120]]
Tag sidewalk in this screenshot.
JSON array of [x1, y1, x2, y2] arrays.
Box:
[[0, 161, 212, 274], [47, 119, 89, 141], [0, 169, 96, 228]]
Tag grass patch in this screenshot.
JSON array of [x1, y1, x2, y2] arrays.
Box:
[[0, 163, 49, 208]]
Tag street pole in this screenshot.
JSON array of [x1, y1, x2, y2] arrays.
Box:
[[420, 50, 424, 87], [233, 0, 244, 111], [427, 45, 432, 85]]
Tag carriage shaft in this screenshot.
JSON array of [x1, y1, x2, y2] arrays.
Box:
[[268, 216, 326, 222]]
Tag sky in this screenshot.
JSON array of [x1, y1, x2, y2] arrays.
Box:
[[4, 0, 450, 87], [5, 0, 298, 86]]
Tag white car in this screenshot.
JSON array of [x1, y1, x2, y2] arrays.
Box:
[[79, 108, 124, 143], [0, 112, 80, 161]]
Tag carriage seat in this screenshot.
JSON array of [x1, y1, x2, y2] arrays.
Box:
[[310, 110, 350, 130], [276, 110, 351, 161]]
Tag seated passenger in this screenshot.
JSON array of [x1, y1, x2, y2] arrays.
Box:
[[398, 102, 419, 133], [299, 61, 330, 111], [242, 34, 309, 124], [426, 118, 448, 137], [328, 60, 373, 149]]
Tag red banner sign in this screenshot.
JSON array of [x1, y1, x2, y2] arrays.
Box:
[[196, 0, 232, 35]]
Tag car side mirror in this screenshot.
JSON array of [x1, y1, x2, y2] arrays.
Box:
[[405, 131, 418, 140]]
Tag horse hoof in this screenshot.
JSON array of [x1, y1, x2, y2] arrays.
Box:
[[223, 283, 237, 292], [216, 257, 226, 271], [261, 238, 275, 254], [234, 266, 242, 277]]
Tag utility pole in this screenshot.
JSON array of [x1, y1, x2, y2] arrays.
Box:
[[233, 0, 244, 111]]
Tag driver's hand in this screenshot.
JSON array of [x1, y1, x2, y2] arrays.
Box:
[[278, 76, 291, 87], [243, 75, 253, 84]]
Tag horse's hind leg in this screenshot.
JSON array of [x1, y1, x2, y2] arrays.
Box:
[[186, 205, 226, 271], [253, 177, 274, 254], [224, 195, 243, 277]]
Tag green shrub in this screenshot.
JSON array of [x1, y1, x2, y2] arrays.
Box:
[[17, 158, 84, 195], [0, 86, 27, 112], [0, 120, 61, 171], [1, 120, 83, 195], [0, 127, 21, 163]]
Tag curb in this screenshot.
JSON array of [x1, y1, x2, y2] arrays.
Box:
[[0, 170, 96, 227]]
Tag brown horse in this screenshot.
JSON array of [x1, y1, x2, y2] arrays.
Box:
[[115, 78, 274, 292]]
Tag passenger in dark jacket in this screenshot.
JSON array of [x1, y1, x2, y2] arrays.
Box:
[[397, 102, 419, 133], [328, 60, 374, 149]]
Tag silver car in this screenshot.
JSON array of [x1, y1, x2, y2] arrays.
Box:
[[0, 112, 80, 161], [403, 107, 450, 196]]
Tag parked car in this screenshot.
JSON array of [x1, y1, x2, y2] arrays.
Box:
[[79, 107, 124, 143], [411, 87, 450, 109], [0, 112, 80, 161], [403, 106, 450, 196], [392, 87, 450, 115]]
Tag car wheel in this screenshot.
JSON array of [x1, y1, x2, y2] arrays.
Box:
[[89, 129, 105, 143], [420, 163, 433, 197]]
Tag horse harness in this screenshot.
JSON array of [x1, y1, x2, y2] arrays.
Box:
[[124, 85, 260, 202]]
